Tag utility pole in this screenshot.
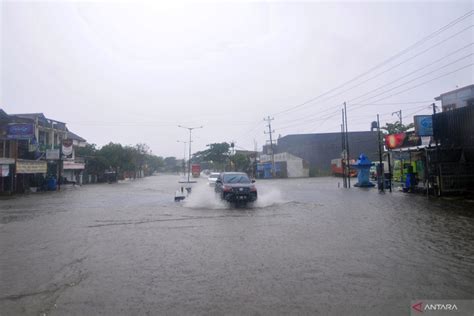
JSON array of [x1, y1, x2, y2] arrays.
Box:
[[230, 141, 235, 171], [341, 119, 347, 188], [377, 114, 384, 192], [392, 110, 402, 125], [264, 116, 275, 178], [177, 140, 189, 176], [344, 102, 351, 188], [432, 103, 441, 196], [178, 125, 203, 182]]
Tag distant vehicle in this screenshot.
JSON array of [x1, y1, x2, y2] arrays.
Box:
[[330, 158, 357, 177], [208, 172, 220, 186], [215, 172, 257, 204], [191, 164, 201, 178]]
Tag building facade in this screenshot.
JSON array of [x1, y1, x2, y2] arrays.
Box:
[[434, 84, 474, 112], [268, 131, 379, 175], [0, 110, 87, 194], [259, 152, 309, 178]]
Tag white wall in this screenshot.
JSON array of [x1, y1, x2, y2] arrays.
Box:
[[439, 85, 474, 111]]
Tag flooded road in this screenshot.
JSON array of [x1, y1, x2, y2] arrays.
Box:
[[1, 175, 473, 315]]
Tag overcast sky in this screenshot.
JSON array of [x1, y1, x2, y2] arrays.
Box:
[[1, 1, 473, 158]]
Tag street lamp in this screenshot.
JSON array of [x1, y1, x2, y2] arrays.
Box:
[[178, 125, 203, 182], [177, 140, 188, 176]]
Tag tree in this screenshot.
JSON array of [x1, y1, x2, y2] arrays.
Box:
[[193, 142, 230, 170], [145, 155, 164, 175], [163, 156, 178, 173], [231, 153, 250, 172], [380, 121, 414, 135], [99, 142, 125, 173]]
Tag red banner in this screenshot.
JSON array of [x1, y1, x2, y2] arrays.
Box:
[[384, 132, 421, 149]]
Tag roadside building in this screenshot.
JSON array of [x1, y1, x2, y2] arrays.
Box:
[[434, 84, 474, 112], [0, 110, 88, 193], [259, 152, 309, 178], [0, 110, 16, 194], [431, 101, 474, 195], [266, 131, 379, 176], [62, 130, 87, 185]]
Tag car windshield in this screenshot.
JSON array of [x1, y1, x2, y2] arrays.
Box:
[[223, 174, 251, 184], [209, 174, 219, 179]]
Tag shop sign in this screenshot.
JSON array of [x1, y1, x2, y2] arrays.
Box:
[[6, 124, 34, 139], [16, 160, 47, 174], [414, 115, 433, 136], [385, 132, 421, 149], [46, 149, 60, 160]]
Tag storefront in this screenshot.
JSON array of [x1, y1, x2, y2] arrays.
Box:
[[63, 161, 85, 185], [0, 158, 15, 195], [15, 159, 47, 193]]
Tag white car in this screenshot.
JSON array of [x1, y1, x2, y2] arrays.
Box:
[[208, 172, 220, 186]]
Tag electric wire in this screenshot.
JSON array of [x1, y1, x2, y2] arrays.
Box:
[[271, 11, 473, 116]]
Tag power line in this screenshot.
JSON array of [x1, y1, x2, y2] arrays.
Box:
[[276, 52, 473, 130], [275, 48, 473, 128], [282, 63, 472, 134], [275, 29, 473, 124], [326, 39, 473, 104], [351, 62, 473, 110], [349, 52, 474, 104], [271, 11, 473, 116]]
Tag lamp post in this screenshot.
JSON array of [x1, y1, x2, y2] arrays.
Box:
[[176, 140, 188, 176], [178, 125, 203, 182]]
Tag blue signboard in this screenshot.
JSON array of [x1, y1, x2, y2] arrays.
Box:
[[6, 124, 34, 139], [414, 115, 433, 136]]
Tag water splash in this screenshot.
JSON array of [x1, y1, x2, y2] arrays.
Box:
[[182, 182, 228, 209], [253, 188, 288, 208]]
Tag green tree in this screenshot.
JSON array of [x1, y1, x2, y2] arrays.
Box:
[[163, 156, 178, 173], [76, 143, 108, 176], [380, 121, 414, 134], [231, 153, 250, 172], [193, 142, 230, 170], [99, 142, 125, 174], [145, 155, 164, 175]]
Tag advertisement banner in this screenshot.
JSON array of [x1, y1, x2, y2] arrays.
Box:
[[414, 115, 433, 136], [385, 132, 422, 149], [6, 124, 34, 140], [62, 139, 73, 158], [16, 160, 47, 174]]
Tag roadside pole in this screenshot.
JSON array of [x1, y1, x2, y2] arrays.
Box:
[[432, 103, 441, 196], [387, 150, 392, 193], [344, 102, 351, 188], [377, 114, 384, 192], [264, 116, 275, 178], [58, 144, 62, 191], [178, 125, 203, 183], [177, 140, 188, 176], [341, 111, 347, 188]]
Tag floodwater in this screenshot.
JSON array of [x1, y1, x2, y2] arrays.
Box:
[[1, 175, 473, 315]]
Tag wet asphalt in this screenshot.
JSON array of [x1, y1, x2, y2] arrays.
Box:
[[1, 174, 473, 315]]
